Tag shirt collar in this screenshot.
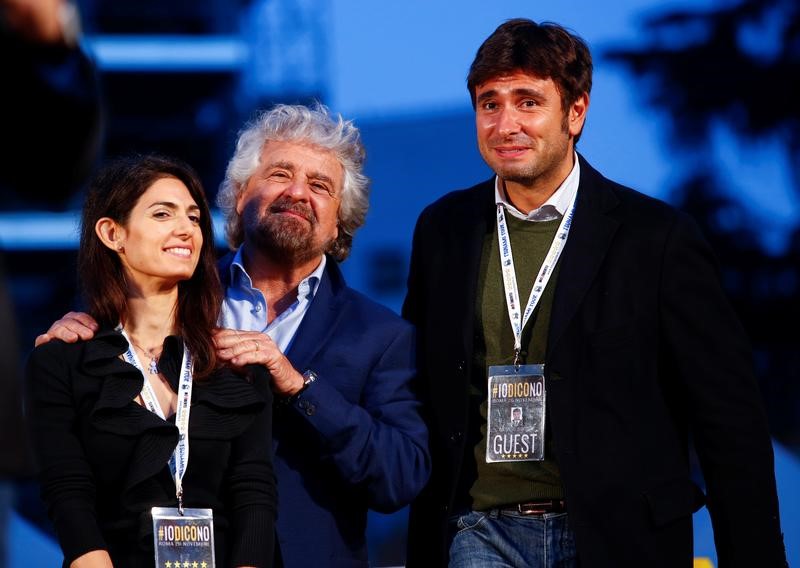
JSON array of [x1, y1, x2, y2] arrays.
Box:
[[229, 246, 253, 290], [299, 254, 326, 298], [494, 151, 581, 221], [229, 246, 326, 300]]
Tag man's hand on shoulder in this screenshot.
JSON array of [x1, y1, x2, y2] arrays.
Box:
[[34, 311, 99, 347], [213, 329, 305, 397]]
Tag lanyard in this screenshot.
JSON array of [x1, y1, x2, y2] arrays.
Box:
[[496, 189, 578, 365], [119, 328, 194, 514]]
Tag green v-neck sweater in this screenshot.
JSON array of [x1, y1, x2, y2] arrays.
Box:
[[468, 213, 564, 510]]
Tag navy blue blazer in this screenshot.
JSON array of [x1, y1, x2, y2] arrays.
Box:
[[219, 253, 430, 567], [403, 156, 785, 567]]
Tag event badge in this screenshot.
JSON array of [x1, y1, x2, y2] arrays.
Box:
[[118, 328, 211, 567], [487, 184, 576, 464], [152, 507, 215, 568], [486, 364, 545, 462]]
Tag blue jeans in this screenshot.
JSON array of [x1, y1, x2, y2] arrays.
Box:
[[448, 509, 577, 567]]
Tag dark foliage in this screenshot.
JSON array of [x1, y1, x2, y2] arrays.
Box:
[[603, 0, 800, 449]]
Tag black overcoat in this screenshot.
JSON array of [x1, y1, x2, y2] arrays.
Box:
[[403, 155, 785, 567]]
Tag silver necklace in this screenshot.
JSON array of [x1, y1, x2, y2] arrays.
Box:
[[128, 338, 163, 374]]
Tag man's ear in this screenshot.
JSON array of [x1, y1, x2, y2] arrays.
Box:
[[568, 92, 589, 137], [95, 217, 126, 252], [235, 185, 248, 216]]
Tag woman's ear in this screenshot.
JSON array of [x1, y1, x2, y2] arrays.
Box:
[[95, 217, 126, 253]]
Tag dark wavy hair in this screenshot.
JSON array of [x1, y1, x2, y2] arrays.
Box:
[[78, 154, 221, 379], [467, 19, 593, 143]]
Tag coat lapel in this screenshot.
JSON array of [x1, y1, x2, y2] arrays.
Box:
[[457, 181, 496, 358], [218, 249, 346, 373], [547, 156, 620, 356], [284, 257, 348, 373]]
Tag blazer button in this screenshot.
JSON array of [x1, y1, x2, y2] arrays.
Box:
[[456, 360, 465, 373], [305, 404, 316, 416], [449, 431, 463, 444], [298, 400, 309, 410]]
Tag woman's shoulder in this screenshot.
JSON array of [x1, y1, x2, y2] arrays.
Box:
[[26, 327, 128, 384], [194, 364, 272, 408], [190, 365, 271, 439], [25, 340, 89, 400], [27, 338, 84, 370]]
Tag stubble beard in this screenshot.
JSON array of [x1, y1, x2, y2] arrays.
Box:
[[493, 162, 542, 187], [484, 116, 572, 188], [487, 139, 570, 189]]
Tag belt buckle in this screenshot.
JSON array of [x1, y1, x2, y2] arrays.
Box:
[[517, 501, 550, 515]]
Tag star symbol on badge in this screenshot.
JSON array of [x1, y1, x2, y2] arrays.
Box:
[[183, 561, 191, 568], [165, 562, 172, 568], [192, 562, 199, 568], [201, 562, 208, 568]]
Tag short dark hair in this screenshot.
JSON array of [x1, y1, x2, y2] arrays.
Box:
[[467, 19, 593, 137], [78, 153, 222, 379]]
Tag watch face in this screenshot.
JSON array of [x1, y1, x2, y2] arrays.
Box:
[[302, 370, 318, 386]]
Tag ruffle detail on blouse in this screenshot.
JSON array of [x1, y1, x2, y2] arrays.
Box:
[[78, 328, 269, 498]]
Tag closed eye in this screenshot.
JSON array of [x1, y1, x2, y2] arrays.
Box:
[[310, 182, 333, 196], [268, 170, 291, 180]]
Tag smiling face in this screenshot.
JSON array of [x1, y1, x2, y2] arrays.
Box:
[[98, 176, 203, 291], [235, 140, 342, 265], [475, 71, 588, 205]]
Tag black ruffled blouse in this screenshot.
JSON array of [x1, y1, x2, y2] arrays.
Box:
[[25, 328, 276, 567]]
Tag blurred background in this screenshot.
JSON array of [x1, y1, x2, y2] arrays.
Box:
[[0, 0, 797, 566]]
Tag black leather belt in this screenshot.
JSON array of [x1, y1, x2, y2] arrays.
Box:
[[503, 499, 566, 515]]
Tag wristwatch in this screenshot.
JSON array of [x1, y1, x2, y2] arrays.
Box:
[[285, 370, 318, 403], [300, 369, 318, 391]]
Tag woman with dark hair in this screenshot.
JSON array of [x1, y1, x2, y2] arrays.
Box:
[[25, 154, 275, 568]]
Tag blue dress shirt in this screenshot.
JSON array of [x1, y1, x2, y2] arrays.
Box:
[[219, 247, 326, 353]]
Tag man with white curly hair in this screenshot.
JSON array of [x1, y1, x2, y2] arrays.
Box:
[[38, 103, 431, 567]]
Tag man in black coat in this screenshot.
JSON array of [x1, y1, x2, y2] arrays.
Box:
[[403, 18, 786, 567]]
